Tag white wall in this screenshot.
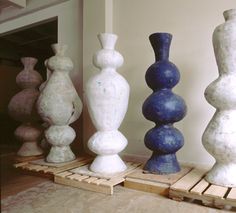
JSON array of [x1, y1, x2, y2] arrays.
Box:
[[84, 0, 236, 165]]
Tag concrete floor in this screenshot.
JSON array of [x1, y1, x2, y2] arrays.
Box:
[[1, 174, 230, 213]]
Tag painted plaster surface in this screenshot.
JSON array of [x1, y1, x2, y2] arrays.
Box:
[[86, 33, 130, 174], [202, 9, 236, 187]]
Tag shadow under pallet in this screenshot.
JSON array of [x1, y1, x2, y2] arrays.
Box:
[[54, 161, 142, 194]]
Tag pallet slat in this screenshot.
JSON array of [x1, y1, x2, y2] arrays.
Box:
[[57, 171, 73, 178], [190, 179, 209, 195], [171, 168, 207, 192], [66, 174, 83, 181], [83, 177, 99, 183], [226, 188, 236, 201], [125, 177, 170, 196], [91, 178, 108, 185], [204, 184, 228, 199]]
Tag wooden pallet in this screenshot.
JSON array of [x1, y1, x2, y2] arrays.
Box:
[[54, 161, 142, 194], [14, 154, 45, 163], [14, 156, 92, 179], [124, 165, 192, 196], [169, 168, 236, 210]]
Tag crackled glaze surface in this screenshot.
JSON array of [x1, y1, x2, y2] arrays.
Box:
[[8, 57, 43, 157], [202, 9, 236, 187], [37, 44, 82, 163], [86, 33, 129, 174]]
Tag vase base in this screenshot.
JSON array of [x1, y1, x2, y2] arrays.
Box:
[[46, 145, 75, 163], [89, 154, 127, 174], [144, 153, 180, 174], [17, 142, 43, 157], [205, 162, 236, 187]]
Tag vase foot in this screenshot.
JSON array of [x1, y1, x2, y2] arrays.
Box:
[[143, 153, 180, 174], [89, 154, 127, 174], [17, 141, 43, 157], [205, 162, 236, 187], [46, 146, 75, 163]]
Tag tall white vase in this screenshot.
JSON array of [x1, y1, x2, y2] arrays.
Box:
[[37, 44, 83, 163], [86, 33, 130, 174], [202, 9, 236, 187]]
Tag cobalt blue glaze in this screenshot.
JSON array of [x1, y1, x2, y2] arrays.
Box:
[[142, 33, 187, 174]]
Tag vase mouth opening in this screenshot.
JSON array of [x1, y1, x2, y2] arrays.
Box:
[[223, 9, 236, 21], [21, 57, 38, 66], [149, 32, 172, 40], [97, 33, 118, 50], [51, 43, 68, 56]]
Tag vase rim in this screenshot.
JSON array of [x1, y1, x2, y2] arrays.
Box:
[[223, 9, 236, 20], [149, 32, 172, 38], [51, 43, 68, 55], [21, 57, 37, 61], [97, 32, 118, 38]]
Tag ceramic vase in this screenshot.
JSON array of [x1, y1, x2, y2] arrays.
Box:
[[142, 33, 187, 174], [37, 44, 83, 163], [8, 57, 43, 156], [202, 9, 236, 187], [86, 33, 130, 174], [39, 59, 52, 151]]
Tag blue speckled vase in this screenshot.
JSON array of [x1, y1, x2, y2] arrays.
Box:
[[142, 33, 187, 174]]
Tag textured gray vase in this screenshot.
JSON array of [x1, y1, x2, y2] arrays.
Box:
[[202, 9, 236, 187], [37, 44, 83, 163]]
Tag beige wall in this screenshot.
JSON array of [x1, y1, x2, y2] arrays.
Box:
[[84, 0, 236, 165]]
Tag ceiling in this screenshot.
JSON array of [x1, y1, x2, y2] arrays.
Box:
[[0, 19, 57, 76]]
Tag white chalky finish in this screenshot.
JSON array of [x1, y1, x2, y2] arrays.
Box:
[[8, 57, 43, 157], [86, 33, 130, 174], [37, 44, 82, 163], [202, 9, 236, 187]]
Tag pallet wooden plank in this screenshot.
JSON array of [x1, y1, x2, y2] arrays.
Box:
[[66, 174, 83, 180], [21, 164, 49, 171], [190, 179, 209, 195], [55, 176, 112, 194], [42, 167, 59, 173], [14, 162, 28, 168], [56, 171, 73, 178], [204, 184, 228, 199], [170, 168, 207, 192], [72, 175, 90, 181], [100, 177, 125, 187], [28, 165, 48, 172], [83, 177, 98, 183], [125, 177, 169, 196], [91, 178, 108, 185], [226, 188, 236, 201]]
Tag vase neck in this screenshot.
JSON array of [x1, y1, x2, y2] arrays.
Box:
[[149, 33, 172, 61], [98, 33, 117, 50], [21, 57, 37, 70], [101, 67, 116, 73]]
